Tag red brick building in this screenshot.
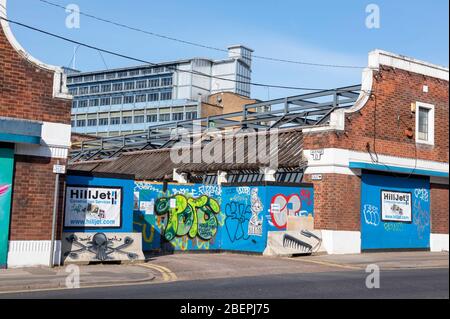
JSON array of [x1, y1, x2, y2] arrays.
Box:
[[0, 0, 72, 268], [302, 50, 448, 253]]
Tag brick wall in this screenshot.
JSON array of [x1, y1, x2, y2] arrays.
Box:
[[1, 22, 71, 242], [304, 66, 449, 163], [430, 184, 449, 234], [303, 66, 448, 232], [0, 26, 71, 124], [9, 155, 66, 240], [303, 174, 361, 231]]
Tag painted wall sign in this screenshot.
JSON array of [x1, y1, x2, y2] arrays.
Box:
[[64, 186, 122, 228], [381, 190, 412, 222]]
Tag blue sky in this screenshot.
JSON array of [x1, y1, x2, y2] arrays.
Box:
[[5, 0, 449, 100]]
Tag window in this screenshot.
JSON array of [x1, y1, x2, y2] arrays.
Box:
[[118, 71, 128, 78], [129, 70, 139, 76], [111, 96, 122, 105], [113, 83, 123, 91], [160, 92, 172, 100], [136, 80, 147, 89], [136, 94, 147, 103], [89, 99, 99, 107], [122, 116, 132, 124], [73, 76, 82, 83], [147, 114, 157, 123], [78, 100, 88, 108], [106, 73, 116, 79], [99, 118, 109, 126], [134, 115, 145, 123], [79, 87, 89, 95], [159, 114, 170, 122], [72, 101, 78, 108], [124, 82, 135, 90], [148, 93, 159, 102], [186, 111, 197, 120], [161, 77, 172, 86], [90, 85, 99, 94], [415, 102, 435, 145], [87, 119, 97, 127], [149, 78, 160, 87], [95, 74, 105, 80], [101, 84, 111, 92], [76, 119, 86, 127], [124, 96, 135, 104], [83, 75, 94, 82], [110, 117, 121, 125], [68, 88, 78, 95], [71, 120, 75, 127], [172, 112, 184, 121], [100, 97, 111, 106]]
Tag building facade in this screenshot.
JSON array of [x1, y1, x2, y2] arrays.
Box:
[[67, 45, 253, 137], [0, 0, 72, 268], [70, 50, 449, 256]]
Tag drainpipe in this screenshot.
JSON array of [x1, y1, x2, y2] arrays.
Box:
[[49, 160, 62, 268]]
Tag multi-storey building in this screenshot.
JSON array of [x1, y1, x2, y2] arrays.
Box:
[[67, 45, 253, 137]]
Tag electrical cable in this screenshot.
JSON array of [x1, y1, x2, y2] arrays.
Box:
[[1, 16, 363, 92], [37, 0, 366, 70]]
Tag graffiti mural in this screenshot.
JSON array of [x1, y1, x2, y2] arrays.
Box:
[[155, 194, 221, 241], [268, 187, 314, 230], [61, 232, 144, 264], [133, 182, 314, 254], [133, 182, 224, 251], [270, 194, 301, 229]]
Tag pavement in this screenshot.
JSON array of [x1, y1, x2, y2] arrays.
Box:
[[0, 251, 448, 296]]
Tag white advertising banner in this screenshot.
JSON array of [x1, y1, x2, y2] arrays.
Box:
[[64, 186, 122, 228], [381, 190, 412, 222]]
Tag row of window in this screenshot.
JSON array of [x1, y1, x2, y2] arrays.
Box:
[[68, 77, 173, 96], [72, 92, 173, 108], [67, 66, 173, 84], [73, 111, 197, 127]]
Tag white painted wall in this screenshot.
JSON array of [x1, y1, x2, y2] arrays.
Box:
[[7, 240, 61, 268], [321, 230, 361, 254], [430, 234, 449, 252]]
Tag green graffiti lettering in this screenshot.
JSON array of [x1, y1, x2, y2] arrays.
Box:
[[156, 194, 221, 242]]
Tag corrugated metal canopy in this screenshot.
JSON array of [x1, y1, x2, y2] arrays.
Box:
[[69, 128, 306, 181]]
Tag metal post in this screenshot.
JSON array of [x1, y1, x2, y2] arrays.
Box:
[[49, 161, 61, 268]]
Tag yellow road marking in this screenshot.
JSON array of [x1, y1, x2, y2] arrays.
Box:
[[286, 257, 362, 270], [139, 263, 178, 282]]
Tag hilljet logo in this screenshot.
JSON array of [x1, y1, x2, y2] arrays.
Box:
[[383, 192, 410, 205], [70, 189, 118, 205]]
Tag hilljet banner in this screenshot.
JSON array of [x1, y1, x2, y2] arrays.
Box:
[[381, 190, 412, 222], [64, 186, 122, 228]]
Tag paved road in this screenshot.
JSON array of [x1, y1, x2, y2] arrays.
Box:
[[2, 268, 448, 299]]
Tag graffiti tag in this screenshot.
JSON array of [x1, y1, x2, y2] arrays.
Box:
[[363, 204, 380, 227], [155, 194, 220, 242]]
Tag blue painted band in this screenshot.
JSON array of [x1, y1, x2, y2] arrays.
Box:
[[0, 133, 40, 145], [349, 161, 449, 178]]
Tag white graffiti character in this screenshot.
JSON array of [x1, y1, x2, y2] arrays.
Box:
[[248, 188, 263, 236], [363, 204, 380, 227]]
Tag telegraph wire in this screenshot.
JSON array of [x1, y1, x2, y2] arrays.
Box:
[[37, 0, 366, 70], [1, 16, 366, 92]]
